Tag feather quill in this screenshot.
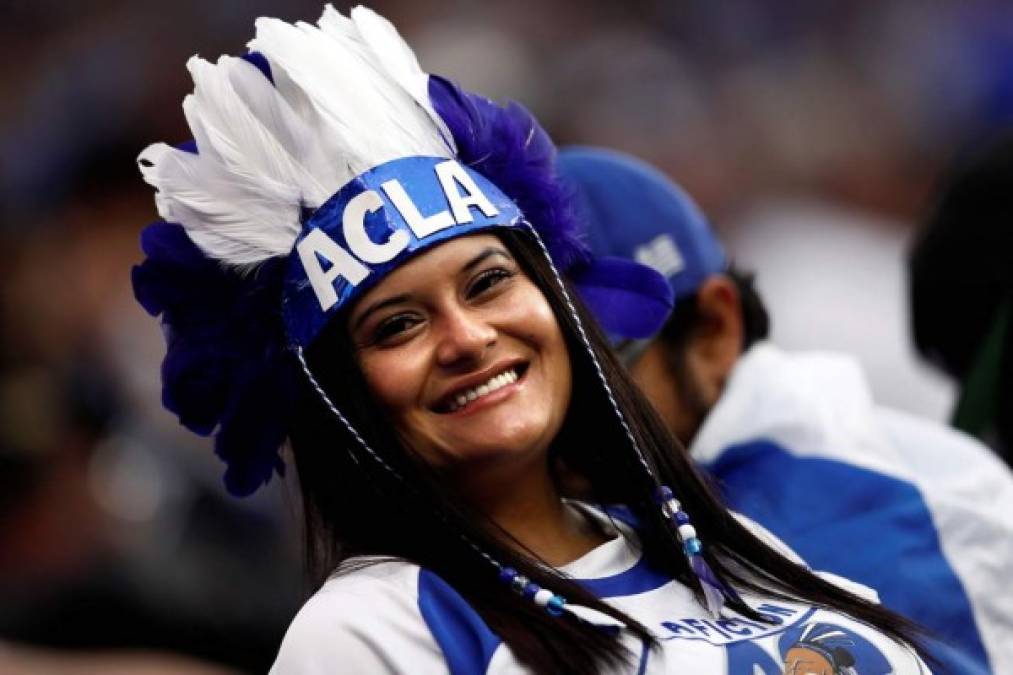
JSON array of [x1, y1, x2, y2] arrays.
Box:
[[341, 5, 455, 152]]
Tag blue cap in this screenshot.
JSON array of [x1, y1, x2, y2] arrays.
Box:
[[557, 147, 726, 305]]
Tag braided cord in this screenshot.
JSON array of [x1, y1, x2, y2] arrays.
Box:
[[523, 223, 657, 480], [293, 345, 500, 569]]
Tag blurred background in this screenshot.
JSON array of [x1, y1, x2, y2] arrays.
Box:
[[2, 0, 1012, 671]]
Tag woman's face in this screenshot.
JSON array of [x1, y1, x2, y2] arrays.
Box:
[[347, 234, 572, 474]]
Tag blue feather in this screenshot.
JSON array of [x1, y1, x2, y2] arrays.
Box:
[[428, 76, 590, 273], [132, 222, 295, 496]]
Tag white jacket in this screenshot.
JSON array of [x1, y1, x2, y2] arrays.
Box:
[[692, 343, 1013, 674]]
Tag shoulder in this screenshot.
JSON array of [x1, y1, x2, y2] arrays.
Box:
[[874, 406, 1013, 486], [874, 406, 1013, 539], [270, 560, 449, 675]]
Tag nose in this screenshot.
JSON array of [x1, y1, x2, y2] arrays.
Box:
[[434, 304, 497, 369]]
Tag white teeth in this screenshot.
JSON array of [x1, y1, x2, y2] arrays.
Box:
[[445, 367, 519, 411]]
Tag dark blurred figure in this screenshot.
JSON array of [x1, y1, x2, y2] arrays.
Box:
[[911, 133, 1013, 466], [0, 356, 251, 673], [0, 195, 299, 671]]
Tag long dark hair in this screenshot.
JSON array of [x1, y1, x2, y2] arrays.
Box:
[[289, 229, 929, 674]]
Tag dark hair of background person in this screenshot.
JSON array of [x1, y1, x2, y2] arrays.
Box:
[[911, 132, 1013, 463], [656, 266, 770, 373], [649, 268, 769, 430], [289, 232, 929, 674]]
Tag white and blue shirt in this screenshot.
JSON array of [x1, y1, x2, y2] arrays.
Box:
[[271, 506, 930, 674], [692, 343, 1013, 675]]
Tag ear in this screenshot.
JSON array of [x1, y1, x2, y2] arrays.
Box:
[[686, 275, 744, 387]]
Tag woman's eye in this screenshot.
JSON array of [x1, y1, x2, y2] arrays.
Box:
[[372, 314, 422, 344], [468, 268, 514, 298]]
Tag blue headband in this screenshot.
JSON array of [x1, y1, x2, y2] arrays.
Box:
[[283, 156, 523, 346]]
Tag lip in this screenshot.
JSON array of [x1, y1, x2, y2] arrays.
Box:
[[432, 359, 529, 415]]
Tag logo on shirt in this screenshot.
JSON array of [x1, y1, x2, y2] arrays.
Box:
[[726, 620, 892, 675], [659, 603, 811, 645], [658, 604, 892, 674]]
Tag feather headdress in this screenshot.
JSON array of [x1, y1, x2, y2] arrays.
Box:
[[138, 6, 452, 268], [133, 5, 672, 495]]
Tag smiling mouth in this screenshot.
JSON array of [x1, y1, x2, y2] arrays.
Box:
[[436, 363, 529, 414]]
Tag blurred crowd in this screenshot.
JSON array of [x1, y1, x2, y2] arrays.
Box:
[[2, 0, 1012, 672]]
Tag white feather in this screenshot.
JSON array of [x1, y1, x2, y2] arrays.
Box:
[[188, 58, 309, 202], [341, 5, 455, 153], [138, 141, 300, 265], [225, 56, 340, 200], [194, 56, 332, 205], [250, 15, 449, 175], [139, 56, 321, 265], [138, 6, 451, 267]]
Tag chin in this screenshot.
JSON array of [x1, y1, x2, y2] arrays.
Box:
[[421, 418, 557, 469]]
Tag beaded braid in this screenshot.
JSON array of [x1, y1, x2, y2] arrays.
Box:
[[522, 221, 740, 617]]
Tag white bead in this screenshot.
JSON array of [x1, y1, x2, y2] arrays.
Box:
[[678, 524, 697, 540], [533, 589, 554, 607], [661, 498, 682, 518]]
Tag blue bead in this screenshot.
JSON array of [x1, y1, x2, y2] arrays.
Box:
[[675, 510, 691, 525], [546, 595, 566, 616], [523, 582, 540, 600], [498, 566, 518, 584], [684, 537, 703, 555], [654, 485, 674, 504]]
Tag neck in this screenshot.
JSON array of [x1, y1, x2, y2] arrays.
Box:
[[453, 454, 609, 567]]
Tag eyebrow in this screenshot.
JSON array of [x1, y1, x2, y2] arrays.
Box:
[[350, 246, 514, 333], [463, 246, 512, 272], [351, 293, 412, 333]]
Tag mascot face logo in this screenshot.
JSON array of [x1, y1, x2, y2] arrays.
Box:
[[723, 618, 892, 675], [778, 622, 889, 675]]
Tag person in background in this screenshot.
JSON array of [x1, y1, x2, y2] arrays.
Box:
[[558, 145, 1013, 675], [910, 132, 1013, 467]]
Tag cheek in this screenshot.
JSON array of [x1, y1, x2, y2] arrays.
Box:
[[358, 349, 426, 415], [511, 284, 564, 346], [516, 288, 571, 397]]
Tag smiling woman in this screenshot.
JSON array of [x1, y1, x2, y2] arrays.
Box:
[[347, 235, 571, 473], [131, 5, 936, 675]]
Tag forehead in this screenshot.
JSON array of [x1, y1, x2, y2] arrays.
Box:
[[350, 233, 507, 305]]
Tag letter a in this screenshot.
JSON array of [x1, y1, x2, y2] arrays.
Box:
[[435, 160, 499, 224], [296, 228, 370, 312]]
